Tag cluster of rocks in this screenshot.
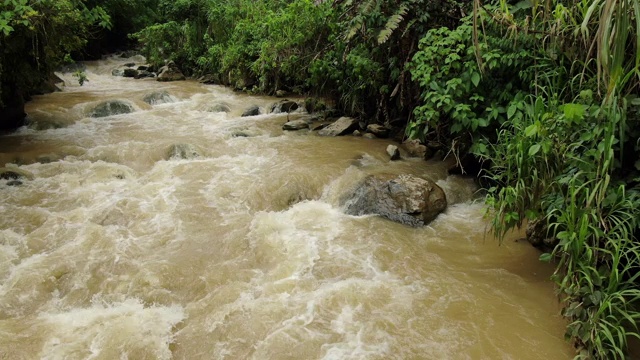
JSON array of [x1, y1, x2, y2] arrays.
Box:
[[111, 61, 186, 82], [87, 90, 178, 118], [0, 167, 34, 187]]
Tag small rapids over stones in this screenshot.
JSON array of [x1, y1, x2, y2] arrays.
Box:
[[0, 56, 572, 359]]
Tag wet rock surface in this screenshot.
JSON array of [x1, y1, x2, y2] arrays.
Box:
[[342, 174, 447, 227], [166, 144, 201, 160], [317, 117, 358, 137], [90, 100, 134, 118]]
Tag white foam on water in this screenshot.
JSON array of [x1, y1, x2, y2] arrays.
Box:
[[38, 298, 184, 360]]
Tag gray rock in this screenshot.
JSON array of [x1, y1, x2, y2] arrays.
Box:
[[6, 180, 22, 186], [111, 68, 124, 77], [241, 105, 261, 117], [401, 139, 431, 159], [137, 65, 150, 71], [123, 68, 138, 78], [318, 117, 359, 136], [124, 62, 136, 68], [157, 61, 186, 82], [90, 100, 134, 118], [353, 130, 362, 136], [167, 144, 200, 160], [207, 102, 231, 113], [283, 120, 309, 131], [342, 174, 447, 227], [275, 90, 287, 97], [36, 153, 61, 163], [270, 100, 299, 114], [231, 129, 259, 137], [143, 91, 175, 105], [387, 145, 400, 160], [367, 124, 390, 138], [362, 133, 377, 139]]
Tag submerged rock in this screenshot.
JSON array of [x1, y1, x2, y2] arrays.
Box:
[[362, 133, 377, 139], [241, 105, 261, 117], [283, 120, 309, 131], [317, 117, 358, 136], [90, 100, 134, 118], [166, 144, 201, 160], [342, 174, 447, 227], [143, 91, 175, 105], [207, 102, 231, 113], [0, 167, 34, 181]]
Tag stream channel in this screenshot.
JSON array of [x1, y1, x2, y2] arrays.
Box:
[[0, 55, 573, 359]]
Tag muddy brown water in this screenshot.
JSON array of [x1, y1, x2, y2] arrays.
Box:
[[0, 56, 573, 359]]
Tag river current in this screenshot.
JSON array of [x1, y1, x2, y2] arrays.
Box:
[[0, 56, 573, 359]]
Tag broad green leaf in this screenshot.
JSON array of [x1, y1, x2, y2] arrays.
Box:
[[563, 103, 586, 124], [524, 123, 538, 137], [471, 72, 480, 87], [507, 104, 517, 119], [528, 143, 541, 156]]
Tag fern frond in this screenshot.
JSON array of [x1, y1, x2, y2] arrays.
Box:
[[346, 17, 364, 40], [377, 4, 408, 45], [359, 0, 377, 15]]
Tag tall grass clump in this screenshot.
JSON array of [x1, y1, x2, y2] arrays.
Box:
[[468, 0, 640, 358]]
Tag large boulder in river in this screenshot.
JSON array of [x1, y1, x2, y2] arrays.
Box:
[[90, 100, 134, 118], [143, 91, 175, 105], [342, 174, 447, 227], [157, 61, 186, 82], [317, 117, 359, 136], [166, 144, 201, 160]]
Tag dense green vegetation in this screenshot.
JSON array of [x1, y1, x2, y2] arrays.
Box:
[[1, 0, 639, 357]]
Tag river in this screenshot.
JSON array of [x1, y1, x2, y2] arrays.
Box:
[[0, 55, 573, 359]]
